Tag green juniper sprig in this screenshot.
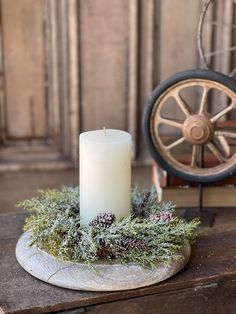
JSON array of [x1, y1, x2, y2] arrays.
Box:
[[17, 186, 200, 268]]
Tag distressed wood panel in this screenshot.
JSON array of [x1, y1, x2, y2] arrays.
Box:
[[79, 0, 129, 132], [0, 0, 79, 170], [1, 0, 47, 139], [137, 0, 155, 162], [211, 0, 234, 115], [0, 16, 4, 143], [0, 0, 235, 169], [158, 0, 201, 81], [127, 0, 138, 159]]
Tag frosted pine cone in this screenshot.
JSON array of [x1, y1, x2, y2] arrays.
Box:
[[149, 211, 174, 223], [89, 212, 116, 228], [121, 237, 149, 251]]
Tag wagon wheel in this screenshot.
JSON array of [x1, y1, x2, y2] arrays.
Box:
[[198, 0, 236, 78], [143, 70, 236, 184]]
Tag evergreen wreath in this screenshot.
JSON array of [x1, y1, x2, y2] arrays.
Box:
[[17, 186, 200, 268]]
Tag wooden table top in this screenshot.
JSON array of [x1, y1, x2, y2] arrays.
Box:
[[1, 208, 236, 314]]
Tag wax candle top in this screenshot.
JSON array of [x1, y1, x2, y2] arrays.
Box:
[[80, 129, 131, 143]]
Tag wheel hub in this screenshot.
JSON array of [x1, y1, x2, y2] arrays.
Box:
[[183, 115, 214, 145]]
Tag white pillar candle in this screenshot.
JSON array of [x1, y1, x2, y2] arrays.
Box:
[[80, 129, 131, 224]]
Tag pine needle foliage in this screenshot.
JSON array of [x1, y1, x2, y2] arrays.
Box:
[[17, 186, 200, 268]]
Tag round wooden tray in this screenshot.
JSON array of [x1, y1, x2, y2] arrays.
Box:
[[15, 232, 191, 291]]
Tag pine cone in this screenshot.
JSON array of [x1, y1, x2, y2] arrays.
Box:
[[121, 237, 149, 251], [97, 245, 115, 259], [89, 212, 116, 228], [149, 211, 174, 223]]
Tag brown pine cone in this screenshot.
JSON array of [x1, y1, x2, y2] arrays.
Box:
[[89, 212, 116, 228], [149, 211, 174, 223]]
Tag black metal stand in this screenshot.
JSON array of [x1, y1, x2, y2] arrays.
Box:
[[183, 146, 215, 227]]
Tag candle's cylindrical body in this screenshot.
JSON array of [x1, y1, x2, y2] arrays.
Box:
[[80, 129, 131, 224]]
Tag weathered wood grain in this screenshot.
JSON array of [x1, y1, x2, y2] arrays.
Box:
[[79, 0, 129, 132], [128, 0, 138, 159], [15, 232, 190, 291], [158, 0, 201, 81], [1, 0, 236, 170], [136, 0, 155, 162], [0, 0, 79, 170], [1, 211, 236, 313], [84, 279, 236, 314], [1, 0, 46, 139]]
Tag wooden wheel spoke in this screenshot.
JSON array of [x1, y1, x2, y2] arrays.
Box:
[[191, 145, 200, 168], [210, 102, 235, 123], [215, 135, 230, 158], [174, 92, 192, 117], [149, 70, 236, 183], [198, 86, 209, 114], [207, 142, 227, 163], [159, 118, 183, 130], [165, 137, 185, 151], [215, 130, 236, 139], [229, 66, 236, 77], [205, 46, 236, 58]]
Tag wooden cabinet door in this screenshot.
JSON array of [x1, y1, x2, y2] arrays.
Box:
[[0, 0, 212, 171], [0, 0, 79, 170]]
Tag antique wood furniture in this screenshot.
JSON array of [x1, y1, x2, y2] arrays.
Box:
[[1, 0, 232, 172], [1, 209, 236, 314]]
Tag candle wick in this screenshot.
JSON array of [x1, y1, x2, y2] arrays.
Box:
[[103, 126, 107, 136]]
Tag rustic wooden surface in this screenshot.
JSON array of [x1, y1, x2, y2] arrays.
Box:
[[1, 208, 236, 313], [15, 232, 190, 291]]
